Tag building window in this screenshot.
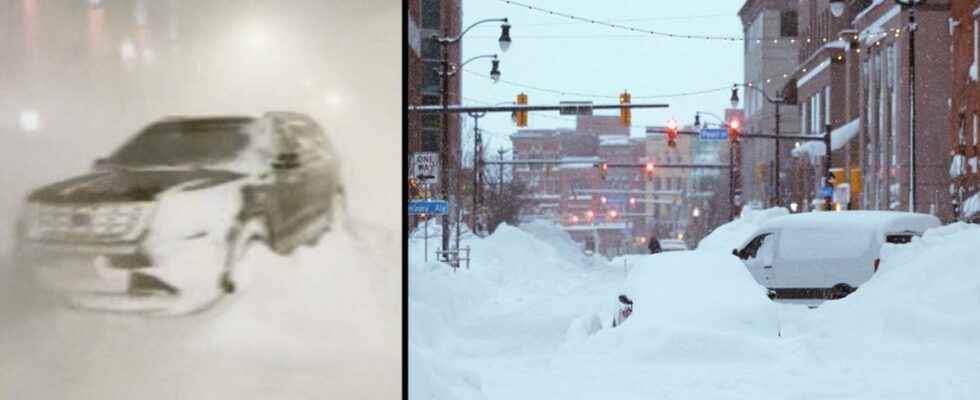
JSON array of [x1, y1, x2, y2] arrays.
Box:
[[974, 113, 979, 148], [974, 19, 978, 73], [421, 0, 441, 30], [780, 11, 798, 37]]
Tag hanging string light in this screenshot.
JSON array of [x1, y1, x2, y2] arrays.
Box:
[[498, 0, 796, 43]]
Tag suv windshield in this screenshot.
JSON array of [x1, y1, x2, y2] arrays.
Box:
[[107, 118, 253, 167]]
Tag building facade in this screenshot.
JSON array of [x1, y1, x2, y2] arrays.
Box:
[[950, 0, 980, 222], [851, 0, 951, 218], [738, 0, 802, 207], [407, 0, 462, 186]]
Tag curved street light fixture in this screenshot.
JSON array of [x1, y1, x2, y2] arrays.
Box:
[[436, 17, 512, 53], [431, 17, 512, 258], [443, 54, 500, 80], [730, 83, 788, 206]]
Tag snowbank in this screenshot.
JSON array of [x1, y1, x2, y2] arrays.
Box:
[[409, 220, 620, 400], [696, 206, 789, 251], [807, 222, 980, 347], [559, 251, 779, 363]]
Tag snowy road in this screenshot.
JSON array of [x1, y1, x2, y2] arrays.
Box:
[[0, 217, 400, 399], [410, 220, 980, 400]]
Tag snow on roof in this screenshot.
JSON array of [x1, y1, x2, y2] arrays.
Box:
[[562, 222, 627, 232], [854, 0, 887, 24], [949, 155, 977, 178], [858, 4, 901, 46], [511, 129, 558, 139], [757, 211, 941, 237], [791, 118, 860, 160], [599, 135, 630, 146]]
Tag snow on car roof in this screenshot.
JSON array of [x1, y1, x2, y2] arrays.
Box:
[[757, 211, 941, 236]]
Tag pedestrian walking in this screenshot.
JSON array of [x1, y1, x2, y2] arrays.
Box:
[[647, 236, 662, 254]]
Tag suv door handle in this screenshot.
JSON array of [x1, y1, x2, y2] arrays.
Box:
[[763, 265, 773, 269]]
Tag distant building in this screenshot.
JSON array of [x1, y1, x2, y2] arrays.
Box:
[[738, 0, 802, 207], [510, 110, 709, 255]]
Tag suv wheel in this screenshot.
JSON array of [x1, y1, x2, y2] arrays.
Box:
[[220, 218, 267, 294]]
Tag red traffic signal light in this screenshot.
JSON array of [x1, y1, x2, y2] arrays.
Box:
[[727, 118, 741, 143], [645, 162, 655, 181], [666, 119, 679, 148], [585, 210, 595, 220], [608, 209, 618, 219], [600, 196, 607, 204], [597, 162, 609, 180]]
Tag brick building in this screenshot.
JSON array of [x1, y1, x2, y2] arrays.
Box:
[[406, 0, 462, 186], [850, 0, 951, 218], [950, 0, 980, 222], [738, 0, 802, 207], [509, 111, 707, 256]]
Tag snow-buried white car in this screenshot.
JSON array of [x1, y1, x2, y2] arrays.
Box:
[[14, 112, 344, 315]]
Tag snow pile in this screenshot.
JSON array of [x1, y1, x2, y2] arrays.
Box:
[[0, 220, 400, 399], [697, 206, 789, 251], [772, 222, 980, 397], [565, 251, 778, 363], [409, 221, 608, 400]]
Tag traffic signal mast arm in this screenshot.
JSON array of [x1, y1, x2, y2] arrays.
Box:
[[406, 103, 669, 114], [646, 127, 829, 142]]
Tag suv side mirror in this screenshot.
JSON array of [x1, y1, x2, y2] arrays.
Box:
[[272, 152, 300, 170], [732, 248, 739, 257], [93, 158, 110, 171]]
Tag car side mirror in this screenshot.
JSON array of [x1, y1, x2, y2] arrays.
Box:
[[93, 158, 110, 171], [732, 249, 739, 257], [272, 152, 300, 170]]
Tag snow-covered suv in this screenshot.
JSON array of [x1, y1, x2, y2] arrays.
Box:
[[14, 112, 344, 315]]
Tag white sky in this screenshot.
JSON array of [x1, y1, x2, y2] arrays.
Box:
[[461, 0, 746, 153]]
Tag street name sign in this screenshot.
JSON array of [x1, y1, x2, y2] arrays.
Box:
[[699, 128, 728, 141], [408, 200, 449, 215]]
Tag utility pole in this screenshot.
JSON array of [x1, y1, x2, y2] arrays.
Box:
[[907, 4, 918, 213], [824, 123, 833, 210], [773, 102, 781, 206], [498, 148, 505, 197], [438, 28, 452, 261], [468, 111, 487, 236]]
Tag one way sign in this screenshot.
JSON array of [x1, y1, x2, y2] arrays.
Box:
[[412, 152, 439, 181]]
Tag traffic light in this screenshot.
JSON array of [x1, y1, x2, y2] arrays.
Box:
[[666, 119, 679, 148], [515, 92, 528, 127], [644, 162, 655, 181], [600, 196, 608, 205], [585, 210, 595, 221], [619, 91, 631, 127], [727, 118, 741, 143], [608, 209, 618, 219], [597, 162, 609, 180]]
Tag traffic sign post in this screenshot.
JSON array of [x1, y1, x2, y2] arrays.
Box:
[[412, 152, 439, 181]]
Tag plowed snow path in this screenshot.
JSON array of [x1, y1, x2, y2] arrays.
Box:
[[0, 218, 399, 399]]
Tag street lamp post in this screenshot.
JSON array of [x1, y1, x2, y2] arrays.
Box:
[[731, 84, 787, 207], [432, 18, 511, 260], [831, 0, 924, 212]]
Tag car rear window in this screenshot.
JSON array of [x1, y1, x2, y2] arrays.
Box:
[[777, 228, 872, 260]]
